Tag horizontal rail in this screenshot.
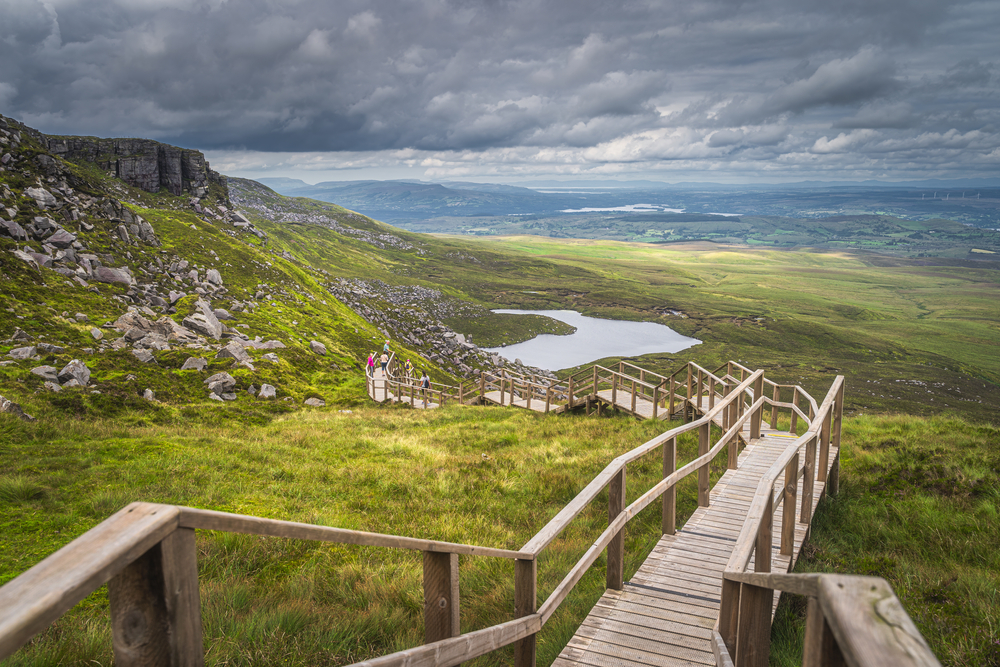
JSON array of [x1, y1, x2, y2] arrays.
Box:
[[521, 370, 763, 556], [179, 508, 532, 560]]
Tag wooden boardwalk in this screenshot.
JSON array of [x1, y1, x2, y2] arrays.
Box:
[[555, 427, 833, 667]]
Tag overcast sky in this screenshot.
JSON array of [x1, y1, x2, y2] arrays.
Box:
[[2, 0, 998, 183]]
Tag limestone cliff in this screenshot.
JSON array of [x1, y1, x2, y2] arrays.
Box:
[[44, 135, 226, 198]]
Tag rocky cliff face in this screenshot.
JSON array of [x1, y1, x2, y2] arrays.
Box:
[[44, 136, 226, 198]]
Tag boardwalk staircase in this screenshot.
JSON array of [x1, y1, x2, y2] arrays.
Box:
[[1, 362, 941, 667]]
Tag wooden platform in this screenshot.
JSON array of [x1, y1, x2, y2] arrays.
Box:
[[595, 389, 672, 420], [482, 390, 568, 413], [367, 371, 440, 409], [554, 429, 834, 667]]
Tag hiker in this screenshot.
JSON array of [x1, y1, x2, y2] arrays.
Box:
[[404, 358, 414, 381], [366, 352, 376, 375], [420, 370, 430, 407], [383, 340, 391, 354], [380, 351, 389, 375]]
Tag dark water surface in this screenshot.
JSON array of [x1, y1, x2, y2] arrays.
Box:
[[482, 309, 700, 371]]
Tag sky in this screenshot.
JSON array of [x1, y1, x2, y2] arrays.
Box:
[[1, 0, 998, 184]]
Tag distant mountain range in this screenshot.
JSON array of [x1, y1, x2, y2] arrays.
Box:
[[255, 177, 1000, 229]]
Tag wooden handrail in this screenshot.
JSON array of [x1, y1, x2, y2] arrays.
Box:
[[713, 573, 941, 667]]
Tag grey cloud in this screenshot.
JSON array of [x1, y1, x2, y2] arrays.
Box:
[[0, 0, 997, 181]]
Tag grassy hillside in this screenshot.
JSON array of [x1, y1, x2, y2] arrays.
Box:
[[1, 116, 998, 666]]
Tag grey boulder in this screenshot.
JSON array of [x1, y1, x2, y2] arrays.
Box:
[[30, 365, 59, 382], [258, 384, 276, 399], [215, 340, 250, 363], [92, 266, 134, 285], [132, 349, 155, 363], [182, 299, 222, 339], [180, 357, 208, 371], [7, 346, 37, 360], [309, 340, 327, 356], [304, 397, 325, 407]]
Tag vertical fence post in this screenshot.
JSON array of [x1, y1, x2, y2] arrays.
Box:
[[696, 369, 704, 410], [770, 385, 780, 430], [525, 380, 532, 410], [568, 376, 575, 409], [802, 597, 845, 667], [750, 373, 765, 439], [545, 386, 552, 413], [735, 581, 772, 667], [668, 376, 676, 418], [662, 436, 676, 535], [423, 551, 460, 644], [593, 366, 599, 398], [818, 407, 832, 483], [829, 380, 845, 496], [698, 421, 710, 507], [514, 558, 537, 667], [631, 379, 637, 413], [480, 373, 486, 402], [719, 577, 741, 658], [709, 377, 716, 409], [108, 529, 205, 667], [611, 371, 618, 407], [686, 365, 693, 419], [607, 468, 626, 590], [790, 388, 800, 434], [781, 453, 799, 556], [459, 381, 464, 405], [801, 435, 817, 523], [652, 385, 659, 420], [756, 491, 773, 573]]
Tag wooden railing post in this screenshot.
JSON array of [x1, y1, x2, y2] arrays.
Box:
[[652, 385, 659, 420], [719, 578, 741, 657], [545, 385, 551, 413], [607, 468, 626, 590], [708, 377, 716, 409], [818, 407, 832, 483], [801, 435, 817, 523], [802, 597, 844, 667], [668, 376, 676, 418], [611, 371, 618, 407], [770, 385, 780, 430], [750, 374, 764, 439], [696, 369, 704, 410], [829, 380, 845, 496], [480, 372, 486, 401], [781, 453, 799, 556], [698, 421, 710, 507], [756, 491, 773, 573], [686, 365, 693, 420], [568, 375, 575, 408], [525, 380, 532, 410], [423, 551, 460, 644], [662, 436, 676, 535], [592, 366, 598, 397], [790, 388, 800, 434], [735, 582, 772, 667], [630, 379, 637, 412], [514, 559, 537, 667], [108, 528, 204, 667]]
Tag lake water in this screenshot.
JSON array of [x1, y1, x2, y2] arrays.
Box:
[[482, 310, 700, 371]]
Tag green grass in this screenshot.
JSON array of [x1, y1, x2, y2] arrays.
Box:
[[1, 404, 733, 666], [770, 414, 1000, 666]]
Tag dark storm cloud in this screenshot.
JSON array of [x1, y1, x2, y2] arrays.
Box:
[[0, 0, 997, 180]]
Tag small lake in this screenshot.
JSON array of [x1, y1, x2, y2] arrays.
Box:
[[482, 310, 700, 371]]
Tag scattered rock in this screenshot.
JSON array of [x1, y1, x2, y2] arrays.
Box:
[[0, 394, 34, 421], [30, 365, 58, 382], [206, 269, 223, 286], [143, 389, 155, 401], [262, 352, 279, 363], [258, 384, 276, 399], [62, 378, 82, 388], [74, 312, 89, 322], [24, 187, 57, 208], [7, 346, 36, 360], [304, 397, 325, 407], [219, 392, 237, 401], [132, 349, 155, 363], [215, 340, 250, 363], [213, 308, 234, 320], [10, 328, 30, 341], [56, 359, 91, 385], [44, 381, 61, 392], [92, 266, 134, 285], [180, 357, 208, 371], [247, 384, 257, 396], [309, 340, 327, 355], [37, 343, 64, 354], [90, 327, 103, 340], [205, 372, 236, 395], [182, 299, 222, 339]]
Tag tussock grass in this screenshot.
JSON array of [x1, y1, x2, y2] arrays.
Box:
[[0, 475, 45, 503]]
